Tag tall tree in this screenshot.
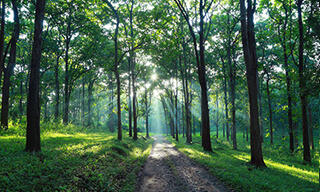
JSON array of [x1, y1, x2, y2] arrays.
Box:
[[25, 0, 46, 152], [297, 0, 311, 163], [1, 0, 19, 129], [104, 1, 122, 140], [240, 0, 266, 167], [174, 0, 214, 152]]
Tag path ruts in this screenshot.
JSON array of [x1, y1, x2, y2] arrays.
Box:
[[137, 135, 232, 192]]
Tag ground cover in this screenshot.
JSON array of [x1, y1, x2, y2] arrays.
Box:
[[167, 133, 319, 192], [0, 123, 153, 191]]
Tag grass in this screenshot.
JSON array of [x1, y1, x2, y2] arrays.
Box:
[[0, 123, 153, 191], [167, 133, 319, 192]]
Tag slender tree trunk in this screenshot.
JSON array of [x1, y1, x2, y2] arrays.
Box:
[[283, 41, 295, 152], [223, 59, 229, 141], [128, 58, 132, 137], [19, 79, 23, 116], [108, 73, 114, 133], [0, 0, 5, 82], [240, 0, 266, 167], [63, 36, 70, 124], [132, 61, 138, 140], [54, 54, 60, 121], [144, 78, 149, 138], [231, 48, 237, 150], [266, 76, 273, 146], [128, 0, 134, 137], [1, 0, 19, 129], [198, 0, 212, 151], [307, 103, 314, 149], [175, 69, 179, 141], [25, 0, 46, 152], [258, 78, 263, 143], [88, 79, 94, 127], [297, 0, 311, 163], [216, 89, 219, 138], [82, 79, 85, 126]]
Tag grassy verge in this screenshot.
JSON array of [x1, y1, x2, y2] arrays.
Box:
[[0, 123, 153, 191], [167, 134, 319, 192]]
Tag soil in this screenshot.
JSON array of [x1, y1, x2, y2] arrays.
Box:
[[136, 135, 234, 192]]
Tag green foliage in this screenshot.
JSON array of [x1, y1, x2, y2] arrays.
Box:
[[167, 134, 319, 192], [0, 124, 153, 191]]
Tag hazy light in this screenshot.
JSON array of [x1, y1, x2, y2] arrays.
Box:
[[151, 74, 157, 81]]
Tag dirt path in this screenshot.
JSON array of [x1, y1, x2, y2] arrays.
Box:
[[137, 135, 233, 192]]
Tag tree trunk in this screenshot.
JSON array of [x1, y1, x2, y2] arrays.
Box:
[[144, 78, 149, 138], [128, 57, 132, 137], [258, 78, 263, 143], [297, 0, 311, 163], [25, 0, 46, 152], [307, 103, 314, 150], [1, 0, 19, 129], [132, 63, 138, 140], [0, 0, 5, 82], [240, 0, 266, 167], [54, 54, 60, 121], [216, 89, 219, 138], [88, 79, 94, 127], [231, 47, 237, 150], [128, 0, 134, 137], [222, 58, 229, 141], [82, 79, 85, 126], [105, 1, 122, 140], [266, 75, 273, 146], [175, 68, 179, 141], [63, 35, 70, 124], [19, 79, 23, 116], [108, 73, 115, 133]]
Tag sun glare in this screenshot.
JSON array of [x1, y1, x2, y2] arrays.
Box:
[[151, 74, 157, 81]]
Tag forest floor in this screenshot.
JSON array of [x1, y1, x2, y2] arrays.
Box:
[[137, 135, 233, 192]]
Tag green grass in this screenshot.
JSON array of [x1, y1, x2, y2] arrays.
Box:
[[167, 133, 319, 192], [0, 123, 153, 191]]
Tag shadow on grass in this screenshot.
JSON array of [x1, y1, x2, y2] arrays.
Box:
[[0, 132, 153, 191], [167, 136, 319, 192]]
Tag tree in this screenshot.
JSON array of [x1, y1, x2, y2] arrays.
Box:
[[174, 0, 214, 152], [25, 0, 46, 152], [239, 0, 266, 167], [297, 0, 311, 163], [1, 0, 20, 129]]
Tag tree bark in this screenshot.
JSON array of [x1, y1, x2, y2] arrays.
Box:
[[54, 54, 60, 121], [25, 0, 46, 152], [297, 0, 311, 163], [266, 74, 273, 146], [0, 0, 5, 84], [307, 103, 314, 150], [128, 0, 134, 137], [63, 25, 71, 124], [88, 78, 94, 127], [1, 0, 19, 129], [240, 0, 266, 167]]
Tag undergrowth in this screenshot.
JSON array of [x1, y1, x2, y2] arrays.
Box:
[[167, 134, 319, 192], [0, 123, 153, 191]]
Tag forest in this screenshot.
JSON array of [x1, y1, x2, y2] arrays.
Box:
[[0, 0, 319, 191]]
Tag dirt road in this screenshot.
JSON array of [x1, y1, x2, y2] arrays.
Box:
[[137, 136, 232, 192]]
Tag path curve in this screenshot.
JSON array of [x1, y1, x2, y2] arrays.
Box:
[[137, 135, 233, 192]]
